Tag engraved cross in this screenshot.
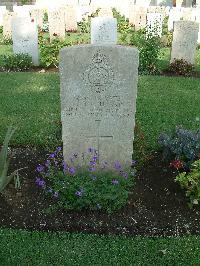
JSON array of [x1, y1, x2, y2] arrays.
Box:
[[87, 120, 113, 163]]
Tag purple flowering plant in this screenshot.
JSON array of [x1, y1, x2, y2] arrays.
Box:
[[35, 146, 136, 213]]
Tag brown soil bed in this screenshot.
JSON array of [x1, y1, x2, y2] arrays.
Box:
[[0, 147, 199, 237]]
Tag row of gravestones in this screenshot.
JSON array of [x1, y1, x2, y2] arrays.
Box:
[[1, 4, 200, 41]]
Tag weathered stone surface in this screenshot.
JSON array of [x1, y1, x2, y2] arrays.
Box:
[[30, 8, 44, 28], [11, 17, 39, 66], [64, 5, 77, 32], [48, 8, 65, 41], [91, 17, 117, 45], [0, 6, 6, 26], [13, 6, 31, 17], [168, 8, 182, 31], [60, 45, 139, 167], [98, 7, 113, 17], [129, 5, 147, 30], [170, 21, 199, 64], [3, 11, 16, 39]]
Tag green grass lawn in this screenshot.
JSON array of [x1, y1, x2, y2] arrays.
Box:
[[0, 73, 199, 150], [0, 229, 199, 265]]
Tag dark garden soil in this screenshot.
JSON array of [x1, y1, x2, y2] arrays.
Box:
[[161, 70, 200, 78], [0, 147, 199, 237]]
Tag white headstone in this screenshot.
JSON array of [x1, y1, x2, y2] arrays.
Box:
[[147, 13, 163, 37], [3, 11, 16, 39], [60, 45, 139, 167], [170, 21, 199, 64], [64, 6, 77, 31], [48, 8, 65, 41], [13, 6, 31, 18], [98, 7, 113, 17], [12, 17, 39, 66], [168, 8, 182, 31], [91, 17, 117, 45], [30, 8, 44, 28], [0, 6, 6, 26]]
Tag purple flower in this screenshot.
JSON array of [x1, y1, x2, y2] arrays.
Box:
[[93, 155, 98, 162], [36, 164, 45, 172], [49, 153, 55, 159], [112, 179, 119, 185], [53, 192, 59, 198], [89, 167, 96, 172], [89, 160, 96, 167], [62, 161, 68, 173], [114, 160, 121, 170], [88, 147, 93, 153], [75, 190, 83, 197], [56, 146, 62, 152], [35, 178, 46, 188], [68, 167, 76, 175], [122, 172, 128, 179], [45, 160, 51, 167]]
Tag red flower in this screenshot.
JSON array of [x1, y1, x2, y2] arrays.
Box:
[[31, 18, 34, 23], [53, 33, 58, 36], [170, 160, 184, 170]]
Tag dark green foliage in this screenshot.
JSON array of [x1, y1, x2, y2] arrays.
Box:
[[158, 127, 200, 168], [43, 11, 48, 23], [2, 53, 32, 71], [0, 229, 200, 265], [175, 159, 200, 207], [37, 147, 135, 214], [169, 59, 194, 76], [39, 36, 71, 68], [130, 29, 161, 74], [0, 26, 3, 34], [78, 19, 90, 34], [1, 37, 13, 45]]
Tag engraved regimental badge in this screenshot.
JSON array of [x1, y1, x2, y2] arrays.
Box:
[[83, 50, 114, 93]]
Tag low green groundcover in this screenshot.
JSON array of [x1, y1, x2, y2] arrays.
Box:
[[0, 229, 199, 265]]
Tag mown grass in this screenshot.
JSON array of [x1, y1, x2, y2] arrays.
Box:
[[0, 73, 199, 150], [0, 229, 199, 265]]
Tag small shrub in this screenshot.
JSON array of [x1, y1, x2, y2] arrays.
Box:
[[1, 37, 13, 45], [169, 59, 194, 76], [2, 53, 32, 71], [175, 159, 200, 207], [36, 147, 135, 214], [158, 126, 200, 170], [78, 19, 90, 34], [130, 29, 161, 74], [0, 26, 3, 34], [112, 8, 134, 35], [39, 36, 71, 68]]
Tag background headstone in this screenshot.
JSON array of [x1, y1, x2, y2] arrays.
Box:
[[0, 6, 6, 26], [64, 5, 78, 32], [48, 8, 65, 41], [147, 12, 163, 37], [98, 7, 113, 17], [91, 17, 117, 45], [13, 6, 31, 18], [30, 8, 44, 28], [129, 6, 147, 30], [168, 7, 182, 31], [170, 21, 199, 64], [3, 11, 16, 39], [60, 45, 139, 167], [12, 17, 39, 66]]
